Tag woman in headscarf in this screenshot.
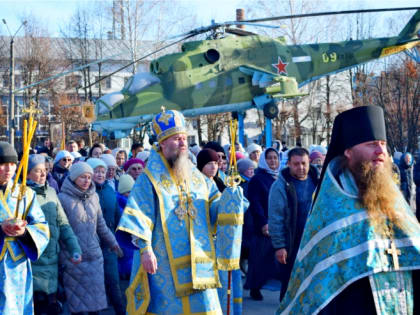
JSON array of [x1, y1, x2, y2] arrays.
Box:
[[245, 148, 281, 301], [237, 158, 257, 275]]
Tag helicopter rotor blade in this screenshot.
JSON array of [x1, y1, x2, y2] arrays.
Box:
[[83, 34, 195, 90], [169, 20, 280, 39], [225, 28, 257, 36], [227, 21, 280, 29], [239, 7, 420, 24]]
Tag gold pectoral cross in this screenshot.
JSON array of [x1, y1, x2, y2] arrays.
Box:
[[386, 239, 401, 270]]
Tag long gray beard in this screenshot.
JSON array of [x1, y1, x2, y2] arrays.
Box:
[[172, 151, 192, 184]]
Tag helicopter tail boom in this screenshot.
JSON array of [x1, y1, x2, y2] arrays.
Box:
[[399, 9, 420, 39]]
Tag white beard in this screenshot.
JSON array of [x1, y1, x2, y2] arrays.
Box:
[[172, 151, 192, 184]]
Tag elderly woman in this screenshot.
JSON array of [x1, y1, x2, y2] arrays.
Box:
[[86, 158, 125, 315], [237, 157, 257, 276], [309, 150, 324, 173], [123, 158, 145, 181], [100, 154, 119, 191], [52, 150, 74, 190], [58, 162, 121, 315], [245, 148, 282, 301], [27, 154, 81, 315], [246, 143, 262, 164]]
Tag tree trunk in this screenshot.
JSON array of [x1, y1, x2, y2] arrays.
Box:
[[196, 117, 203, 145], [325, 75, 332, 143]]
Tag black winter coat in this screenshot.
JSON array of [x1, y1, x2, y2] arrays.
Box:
[[247, 168, 277, 235]]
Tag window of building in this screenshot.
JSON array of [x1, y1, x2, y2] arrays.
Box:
[[14, 75, 22, 89], [2, 75, 9, 88], [187, 135, 196, 145], [95, 76, 111, 90], [124, 76, 130, 86], [65, 75, 82, 90]]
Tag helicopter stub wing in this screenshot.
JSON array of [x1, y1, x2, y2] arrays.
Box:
[[239, 65, 278, 88], [239, 65, 306, 98]]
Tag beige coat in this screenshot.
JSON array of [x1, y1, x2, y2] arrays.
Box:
[[58, 177, 118, 313]]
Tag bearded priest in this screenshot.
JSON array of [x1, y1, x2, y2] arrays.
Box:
[[116, 109, 246, 314], [277, 106, 420, 315]]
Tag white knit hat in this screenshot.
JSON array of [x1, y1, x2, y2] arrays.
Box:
[[246, 143, 262, 155], [118, 174, 135, 194], [86, 158, 107, 171], [101, 154, 118, 168]]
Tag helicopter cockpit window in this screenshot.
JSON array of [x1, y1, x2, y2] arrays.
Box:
[[95, 91, 124, 116], [123, 72, 161, 95]]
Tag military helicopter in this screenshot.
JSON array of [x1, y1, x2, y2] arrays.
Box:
[[92, 7, 420, 140]]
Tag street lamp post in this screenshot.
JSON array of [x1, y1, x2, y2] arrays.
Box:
[[2, 19, 27, 147]]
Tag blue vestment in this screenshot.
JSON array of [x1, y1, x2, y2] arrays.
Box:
[[215, 186, 248, 315], [278, 157, 420, 314], [0, 182, 50, 314], [117, 149, 243, 314]]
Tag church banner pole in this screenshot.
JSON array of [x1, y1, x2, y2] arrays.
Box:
[[265, 117, 272, 147], [226, 270, 232, 315]]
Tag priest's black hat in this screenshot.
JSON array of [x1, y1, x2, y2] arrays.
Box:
[[314, 105, 386, 202]]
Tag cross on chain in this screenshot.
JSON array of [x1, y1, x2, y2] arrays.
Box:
[[386, 239, 401, 270]]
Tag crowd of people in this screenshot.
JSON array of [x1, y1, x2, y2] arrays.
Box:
[[0, 106, 419, 314]]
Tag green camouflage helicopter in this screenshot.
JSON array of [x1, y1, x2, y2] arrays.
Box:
[[92, 7, 420, 138]]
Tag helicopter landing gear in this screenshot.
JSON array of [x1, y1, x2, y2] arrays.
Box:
[[263, 100, 279, 119]]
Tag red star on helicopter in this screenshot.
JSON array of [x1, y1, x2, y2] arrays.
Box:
[[272, 57, 288, 75]]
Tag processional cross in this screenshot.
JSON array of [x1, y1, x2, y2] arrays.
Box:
[[385, 239, 401, 270], [22, 100, 43, 118]]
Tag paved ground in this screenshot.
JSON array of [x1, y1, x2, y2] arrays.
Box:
[[242, 289, 279, 315], [64, 280, 280, 314], [97, 289, 279, 315]]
